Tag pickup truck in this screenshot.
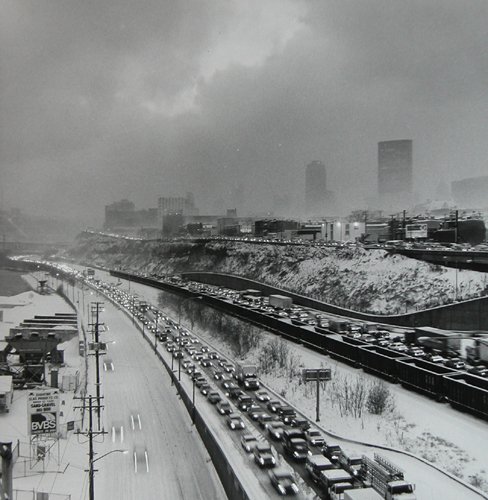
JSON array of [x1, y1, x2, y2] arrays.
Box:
[[338, 452, 364, 477], [304, 428, 325, 447], [306, 454, 337, 483], [318, 469, 353, 497]]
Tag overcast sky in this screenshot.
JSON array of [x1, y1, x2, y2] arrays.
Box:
[[1, 0, 487, 224]]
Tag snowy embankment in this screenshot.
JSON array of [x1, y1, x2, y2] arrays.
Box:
[[65, 233, 488, 315], [183, 312, 488, 498]]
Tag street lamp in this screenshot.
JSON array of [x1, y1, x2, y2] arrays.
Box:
[[90, 449, 128, 500], [154, 311, 160, 353], [192, 372, 196, 425]]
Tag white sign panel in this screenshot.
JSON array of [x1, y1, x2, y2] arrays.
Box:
[[27, 389, 59, 436], [405, 224, 428, 239]]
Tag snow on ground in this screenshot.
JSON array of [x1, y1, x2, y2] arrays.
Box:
[[0, 276, 87, 499], [8, 263, 488, 498], [170, 305, 488, 498], [94, 272, 488, 499], [65, 234, 488, 314], [0, 274, 74, 353]]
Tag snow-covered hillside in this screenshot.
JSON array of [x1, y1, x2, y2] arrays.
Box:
[[66, 233, 488, 314]]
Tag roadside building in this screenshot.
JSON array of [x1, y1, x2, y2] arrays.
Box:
[[0, 375, 13, 413]]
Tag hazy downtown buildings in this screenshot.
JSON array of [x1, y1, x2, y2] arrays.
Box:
[[104, 199, 158, 231], [305, 161, 327, 216], [158, 192, 199, 216], [451, 175, 488, 209], [378, 140, 413, 211]]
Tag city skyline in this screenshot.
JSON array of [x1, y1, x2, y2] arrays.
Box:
[[2, 1, 488, 226]]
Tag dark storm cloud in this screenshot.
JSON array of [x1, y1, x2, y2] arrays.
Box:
[[1, 0, 487, 222]]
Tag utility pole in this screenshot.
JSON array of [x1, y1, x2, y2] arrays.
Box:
[[88, 397, 94, 500], [154, 312, 159, 353], [455, 209, 459, 244], [75, 395, 106, 500], [89, 302, 105, 431]]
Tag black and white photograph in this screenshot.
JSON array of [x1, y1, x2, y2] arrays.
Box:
[[1, 1, 488, 499]]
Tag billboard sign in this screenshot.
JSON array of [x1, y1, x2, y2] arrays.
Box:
[[27, 389, 59, 436], [302, 368, 331, 382], [405, 223, 428, 239]]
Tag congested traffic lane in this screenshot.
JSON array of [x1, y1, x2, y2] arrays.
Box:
[[115, 289, 357, 499], [77, 286, 227, 500], [132, 303, 311, 498], [98, 271, 485, 500], [86, 275, 311, 498]]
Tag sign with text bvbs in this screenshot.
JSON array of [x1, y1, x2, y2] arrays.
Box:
[[27, 388, 59, 436]]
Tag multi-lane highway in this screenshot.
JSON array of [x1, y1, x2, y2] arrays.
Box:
[[80, 289, 228, 500], [14, 258, 488, 499]]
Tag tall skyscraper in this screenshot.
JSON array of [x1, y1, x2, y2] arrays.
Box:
[[305, 161, 327, 215], [378, 140, 413, 210]]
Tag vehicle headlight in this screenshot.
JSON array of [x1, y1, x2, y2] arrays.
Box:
[[271, 457, 275, 464], [291, 484, 299, 492], [278, 485, 286, 494], [293, 451, 299, 457], [230, 423, 235, 429], [260, 457, 264, 464]]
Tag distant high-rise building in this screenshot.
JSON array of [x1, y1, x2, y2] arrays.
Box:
[[378, 140, 413, 210], [104, 199, 158, 230], [451, 175, 488, 209], [158, 192, 198, 216], [305, 161, 327, 215]]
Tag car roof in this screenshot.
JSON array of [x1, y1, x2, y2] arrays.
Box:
[[272, 468, 293, 478], [242, 434, 257, 441]]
